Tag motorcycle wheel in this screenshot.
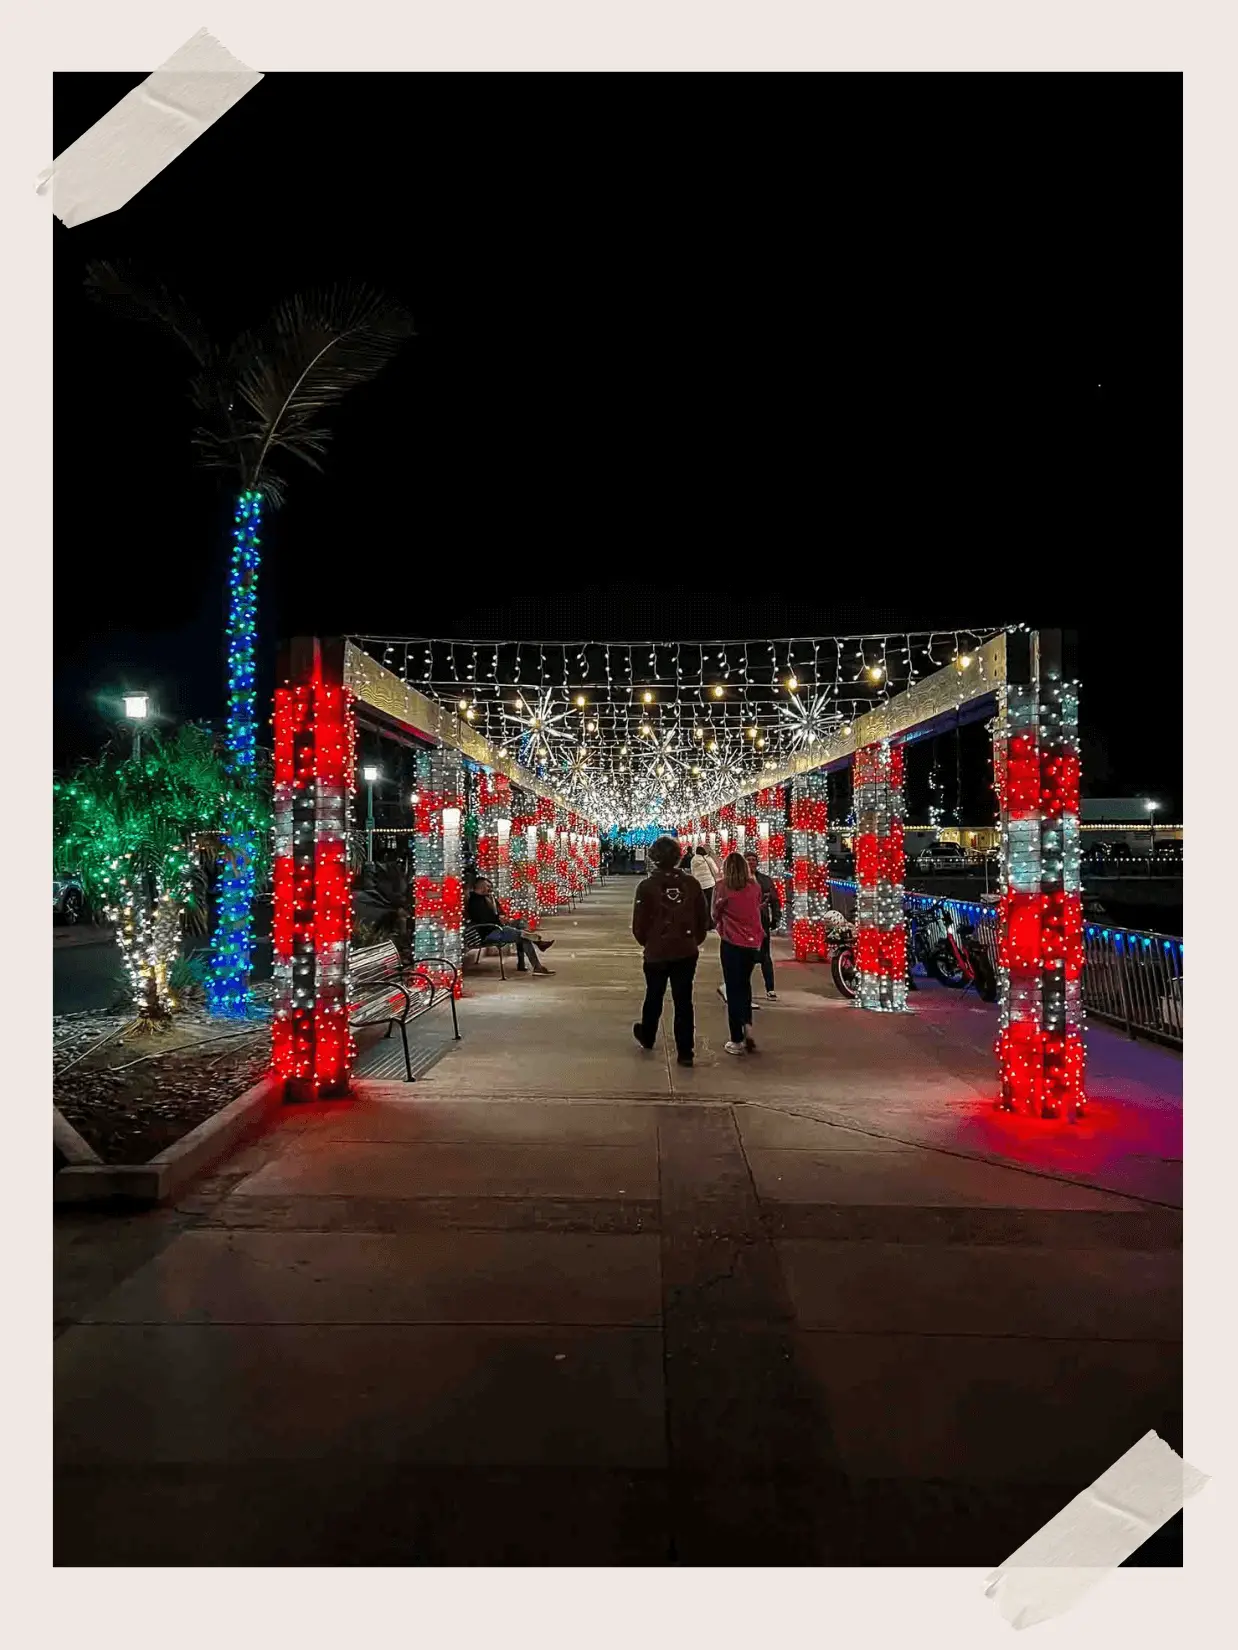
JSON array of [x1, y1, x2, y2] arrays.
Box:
[[927, 944, 965, 987], [971, 949, 999, 1003], [831, 946, 859, 999]]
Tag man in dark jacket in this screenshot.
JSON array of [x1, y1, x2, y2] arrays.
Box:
[[745, 850, 783, 1002], [631, 835, 709, 1066], [466, 877, 554, 975]]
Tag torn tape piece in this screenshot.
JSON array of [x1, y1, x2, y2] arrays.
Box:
[[985, 1430, 1209, 1630], [37, 28, 262, 228]]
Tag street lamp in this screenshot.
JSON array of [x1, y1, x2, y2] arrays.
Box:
[[123, 693, 149, 762], [362, 765, 380, 864], [1146, 799, 1159, 869]]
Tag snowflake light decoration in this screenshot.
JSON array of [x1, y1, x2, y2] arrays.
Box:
[[778, 690, 842, 752], [503, 690, 575, 769]]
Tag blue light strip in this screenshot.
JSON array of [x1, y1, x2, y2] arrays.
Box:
[[207, 490, 262, 1018]]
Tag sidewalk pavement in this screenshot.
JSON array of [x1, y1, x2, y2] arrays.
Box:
[[55, 880, 1181, 1565]]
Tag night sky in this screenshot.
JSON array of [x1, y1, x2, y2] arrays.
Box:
[[53, 73, 1181, 814]]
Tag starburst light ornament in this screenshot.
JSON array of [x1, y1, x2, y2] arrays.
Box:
[[503, 690, 575, 769], [779, 690, 842, 751]]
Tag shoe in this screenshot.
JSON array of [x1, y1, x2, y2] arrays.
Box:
[[533, 966, 555, 976], [724, 1040, 746, 1056], [517, 965, 529, 973], [744, 1033, 757, 1052], [766, 990, 778, 1001], [676, 1052, 694, 1067], [535, 938, 555, 952], [633, 1023, 654, 1050]]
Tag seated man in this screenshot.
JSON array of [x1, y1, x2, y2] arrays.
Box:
[[465, 878, 555, 975]]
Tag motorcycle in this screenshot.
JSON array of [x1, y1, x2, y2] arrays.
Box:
[[915, 899, 998, 1002], [827, 903, 997, 1004], [825, 909, 860, 998]]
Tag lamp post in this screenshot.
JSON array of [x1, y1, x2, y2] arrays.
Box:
[[363, 765, 380, 865], [123, 693, 149, 763], [1146, 799, 1158, 872]]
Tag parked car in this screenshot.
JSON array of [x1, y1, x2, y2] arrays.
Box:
[[914, 840, 970, 870], [1081, 841, 1115, 866], [53, 872, 87, 925], [1152, 840, 1183, 866]]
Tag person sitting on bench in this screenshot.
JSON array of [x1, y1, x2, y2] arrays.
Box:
[[465, 878, 555, 975]]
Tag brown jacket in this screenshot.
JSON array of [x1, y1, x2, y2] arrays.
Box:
[[632, 868, 710, 962]]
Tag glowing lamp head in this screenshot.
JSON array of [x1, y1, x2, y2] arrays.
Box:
[[575, 694, 586, 708], [362, 765, 379, 783], [712, 684, 724, 698], [868, 665, 884, 681], [410, 791, 420, 804], [123, 694, 149, 721], [786, 675, 798, 692], [642, 690, 654, 704]]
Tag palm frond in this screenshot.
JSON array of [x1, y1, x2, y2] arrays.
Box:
[[233, 284, 415, 488], [83, 261, 216, 369]]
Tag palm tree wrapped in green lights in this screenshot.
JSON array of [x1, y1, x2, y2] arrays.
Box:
[[85, 265, 414, 1017]]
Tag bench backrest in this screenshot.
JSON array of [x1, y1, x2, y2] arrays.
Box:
[[349, 941, 404, 996]]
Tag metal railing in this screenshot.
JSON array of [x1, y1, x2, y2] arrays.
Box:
[[825, 880, 1183, 1047]]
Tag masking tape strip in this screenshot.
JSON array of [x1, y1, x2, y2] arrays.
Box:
[[37, 28, 263, 228], [985, 1430, 1209, 1630]]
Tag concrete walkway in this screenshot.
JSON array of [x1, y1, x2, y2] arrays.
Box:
[[55, 877, 1182, 1565]]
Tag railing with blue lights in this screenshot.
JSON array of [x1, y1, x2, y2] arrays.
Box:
[[826, 879, 1182, 1047]]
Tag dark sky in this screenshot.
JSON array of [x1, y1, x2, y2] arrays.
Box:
[[53, 72, 1182, 811]]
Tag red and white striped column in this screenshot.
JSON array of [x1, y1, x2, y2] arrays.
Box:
[[413, 747, 464, 992], [995, 632, 1086, 1118], [271, 638, 356, 1099], [853, 740, 908, 1012], [790, 770, 830, 960]]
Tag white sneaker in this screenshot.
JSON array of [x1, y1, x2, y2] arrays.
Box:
[[766, 990, 779, 1001], [724, 1040, 746, 1056]]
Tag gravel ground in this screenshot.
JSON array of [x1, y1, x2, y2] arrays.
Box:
[[54, 985, 275, 1165]]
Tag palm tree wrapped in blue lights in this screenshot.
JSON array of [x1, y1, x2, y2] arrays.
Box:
[[85, 266, 414, 1016]]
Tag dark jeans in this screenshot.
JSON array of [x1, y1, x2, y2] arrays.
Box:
[[639, 953, 699, 1056], [702, 886, 714, 927], [482, 925, 539, 971], [719, 940, 760, 1042], [758, 928, 775, 992]]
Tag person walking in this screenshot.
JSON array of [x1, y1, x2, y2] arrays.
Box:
[[688, 842, 718, 927], [631, 834, 709, 1067], [745, 850, 783, 1001], [710, 852, 765, 1054]]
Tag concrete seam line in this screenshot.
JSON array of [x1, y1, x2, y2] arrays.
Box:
[[53, 1106, 101, 1165], [984, 1431, 1207, 1629], [36, 28, 263, 227]]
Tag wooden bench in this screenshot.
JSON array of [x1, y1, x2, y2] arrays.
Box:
[[348, 941, 461, 1081]]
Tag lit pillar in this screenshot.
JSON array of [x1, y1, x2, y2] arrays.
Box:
[[271, 637, 355, 1099], [995, 631, 1086, 1117], [755, 783, 788, 933], [853, 739, 907, 1012], [535, 796, 557, 915], [413, 747, 464, 988], [477, 771, 511, 893], [791, 770, 830, 960]]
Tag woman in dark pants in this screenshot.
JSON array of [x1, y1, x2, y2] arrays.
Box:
[[709, 853, 765, 1054]]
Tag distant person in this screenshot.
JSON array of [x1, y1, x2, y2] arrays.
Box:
[[745, 851, 783, 1001], [710, 852, 764, 1054], [689, 843, 719, 925], [631, 834, 709, 1067], [466, 877, 555, 975]]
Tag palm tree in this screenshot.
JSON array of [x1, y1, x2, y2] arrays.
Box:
[[84, 265, 414, 1017], [54, 725, 237, 1027]]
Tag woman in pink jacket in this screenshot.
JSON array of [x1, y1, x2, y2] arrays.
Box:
[[709, 852, 764, 1053]]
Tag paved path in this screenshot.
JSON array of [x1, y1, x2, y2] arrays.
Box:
[[55, 878, 1182, 1564]]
